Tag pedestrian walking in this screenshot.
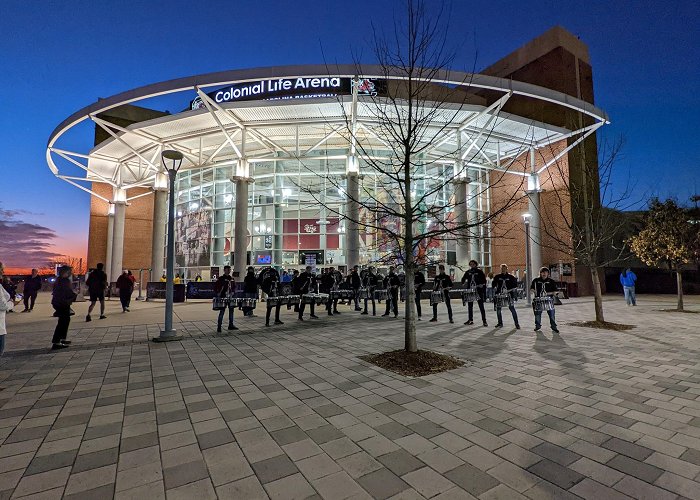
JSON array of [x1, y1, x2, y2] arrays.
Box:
[[51, 265, 77, 350], [0, 262, 14, 357], [85, 262, 108, 321], [620, 268, 637, 306], [116, 270, 135, 312], [22, 268, 42, 312]]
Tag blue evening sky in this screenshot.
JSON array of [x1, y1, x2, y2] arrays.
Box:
[[0, 0, 698, 262]]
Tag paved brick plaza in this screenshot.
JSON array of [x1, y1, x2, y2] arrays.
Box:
[[1, 295, 699, 499]]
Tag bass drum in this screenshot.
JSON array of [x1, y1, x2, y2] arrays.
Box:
[[257, 267, 279, 284], [279, 282, 293, 297]]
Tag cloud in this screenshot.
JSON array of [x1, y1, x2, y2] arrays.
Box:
[[0, 206, 61, 268]]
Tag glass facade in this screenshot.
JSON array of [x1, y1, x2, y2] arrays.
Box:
[[170, 155, 491, 279]]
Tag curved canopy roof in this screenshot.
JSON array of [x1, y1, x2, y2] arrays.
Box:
[[46, 65, 609, 202]]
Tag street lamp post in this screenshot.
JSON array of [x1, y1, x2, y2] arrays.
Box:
[[154, 150, 184, 342], [523, 213, 532, 306]]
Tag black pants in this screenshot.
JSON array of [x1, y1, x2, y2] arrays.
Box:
[[353, 290, 361, 310], [119, 289, 132, 310], [266, 304, 282, 325], [298, 301, 315, 318], [415, 294, 422, 318], [52, 307, 71, 344], [432, 295, 453, 321], [217, 305, 235, 329], [23, 292, 37, 310], [326, 298, 339, 315], [468, 300, 486, 322], [384, 290, 399, 316]]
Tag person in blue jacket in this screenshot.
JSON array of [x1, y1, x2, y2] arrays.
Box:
[[620, 268, 637, 306]]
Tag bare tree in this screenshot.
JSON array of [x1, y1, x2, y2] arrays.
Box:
[[537, 136, 639, 323], [45, 256, 87, 276], [300, 0, 529, 352]]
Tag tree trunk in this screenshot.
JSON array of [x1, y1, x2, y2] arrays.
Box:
[[676, 269, 684, 311], [404, 264, 417, 352], [590, 266, 605, 323]]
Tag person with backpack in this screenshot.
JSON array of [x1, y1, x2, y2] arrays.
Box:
[[85, 262, 108, 322], [213, 265, 238, 333], [51, 266, 77, 350]]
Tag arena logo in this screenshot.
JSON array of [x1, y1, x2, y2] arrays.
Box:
[[214, 77, 342, 104], [190, 77, 386, 110]]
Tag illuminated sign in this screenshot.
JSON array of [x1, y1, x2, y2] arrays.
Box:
[[191, 77, 386, 110]]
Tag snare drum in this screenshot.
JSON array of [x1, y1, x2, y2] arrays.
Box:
[[430, 291, 444, 306], [374, 289, 388, 301], [240, 297, 257, 308], [461, 288, 478, 305], [358, 288, 370, 299], [212, 297, 228, 311], [302, 294, 316, 305], [493, 293, 512, 309], [533, 296, 555, 312], [315, 293, 330, 305]]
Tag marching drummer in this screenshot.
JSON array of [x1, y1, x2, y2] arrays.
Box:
[[493, 264, 520, 329], [530, 267, 559, 333], [461, 260, 488, 327], [213, 265, 238, 333], [321, 267, 340, 316], [261, 268, 283, 327], [381, 266, 401, 318], [361, 267, 379, 316], [348, 265, 362, 311], [297, 266, 319, 321], [430, 264, 454, 323], [414, 268, 426, 320]]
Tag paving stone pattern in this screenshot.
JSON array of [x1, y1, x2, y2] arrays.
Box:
[[1, 295, 699, 499]]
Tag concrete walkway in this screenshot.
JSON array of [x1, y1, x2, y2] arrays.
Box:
[[0, 294, 699, 499]]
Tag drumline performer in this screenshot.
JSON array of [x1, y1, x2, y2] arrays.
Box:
[[461, 260, 488, 327], [360, 267, 378, 316], [213, 265, 238, 333], [531, 267, 559, 333], [430, 264, 454, 323], [381, 266, 400, 318], [414, 268, 426, 320], [492, 264, 520, 329], [348, 265, 362, 311], [297, 266, 319, 321], [321, 267, 341, 316], [261, 268, 284, 327]]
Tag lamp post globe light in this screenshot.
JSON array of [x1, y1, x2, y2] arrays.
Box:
[[154, 149, 184, 342], [523, 213, 532, 306]]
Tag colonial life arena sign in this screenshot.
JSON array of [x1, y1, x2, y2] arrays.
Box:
[[190, 77, 385, 110]]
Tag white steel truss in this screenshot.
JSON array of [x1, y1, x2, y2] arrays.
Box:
[[46, 65, 609, 202]]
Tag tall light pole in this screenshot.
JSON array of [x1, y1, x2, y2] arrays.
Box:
[[523, 213, 532, 306], [154, 150, 184, 342]]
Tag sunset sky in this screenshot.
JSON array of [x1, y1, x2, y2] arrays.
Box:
[[1, 0, 698, 274]]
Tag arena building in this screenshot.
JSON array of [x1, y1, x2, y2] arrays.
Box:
[[47, 27, 608, 294]]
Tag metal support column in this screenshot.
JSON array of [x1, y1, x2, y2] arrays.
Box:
[[233, 161, 250, 278], [151, 182, 168, 280], [110, 199, 127, 283], [346, 168, 360, 269], [453, 179, 469, 268], [105, 206, 114, 281]]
